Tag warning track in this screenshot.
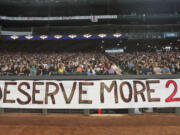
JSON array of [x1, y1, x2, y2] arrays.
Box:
[[0, 114, 180, 135]]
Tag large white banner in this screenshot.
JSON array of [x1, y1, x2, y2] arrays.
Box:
[[0, 79, 180, 109]]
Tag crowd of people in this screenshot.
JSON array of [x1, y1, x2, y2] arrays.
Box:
[[108, 52, 180, 75], [0, 51, 180, 76], [0, 52, 122, 76]]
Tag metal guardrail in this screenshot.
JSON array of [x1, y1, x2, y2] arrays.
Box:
[[0, 74, 179, 80]]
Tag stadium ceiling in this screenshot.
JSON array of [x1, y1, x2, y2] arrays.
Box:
[[1, 0, 180, 28], [0, 0, 180, 17], [0, 0, 180, 4]]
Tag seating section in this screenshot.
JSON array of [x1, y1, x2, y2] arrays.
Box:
[[0, 51, 179, 76], [0, 52, 121, 76], [108, 52, 180, 75]]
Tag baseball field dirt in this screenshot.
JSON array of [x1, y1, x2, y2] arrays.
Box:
[[0, 113, 180, 135]]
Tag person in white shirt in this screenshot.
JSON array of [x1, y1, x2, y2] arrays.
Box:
[[111, 63, 122, 75]]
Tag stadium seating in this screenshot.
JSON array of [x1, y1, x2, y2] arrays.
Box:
[[0, 51, 179, 76]]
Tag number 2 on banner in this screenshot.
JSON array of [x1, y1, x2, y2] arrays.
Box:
[[165, 80, 180, 102]]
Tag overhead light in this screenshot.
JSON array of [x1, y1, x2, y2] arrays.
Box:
[[25, 35, 33, 40], [54, 35, 62, 39], [11, 35, 19, 40], [40, 35, 48, 40], [68, 34, 77, 39], [113, 33, 122, 38], [98, 34, 107, 38], [83, 34, 92, 38]]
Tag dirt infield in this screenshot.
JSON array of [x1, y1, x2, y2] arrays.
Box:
[[0, 113, 180, 135]]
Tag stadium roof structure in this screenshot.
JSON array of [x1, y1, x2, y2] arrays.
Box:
[[1, 0, 180, 4], [1, 0, 180, 29], [0, 0, 180, 17]]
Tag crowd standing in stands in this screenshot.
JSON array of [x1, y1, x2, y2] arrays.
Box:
[[0, 52, 122, 76], [0, 51, 180, 76], [109, 52, 180, 75]]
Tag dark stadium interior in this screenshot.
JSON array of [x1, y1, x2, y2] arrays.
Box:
[[0, 38, 179, 52], [1, 0, 180, 17], [1, 0, 180, 27]]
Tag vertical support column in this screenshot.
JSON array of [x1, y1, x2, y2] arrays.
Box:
[[176, 108, 180, 115], [129, 108, 142, 115], [42, 109, 47, 115], [0, 108, 4, 114], [128, 109, 135, 115], [84, 109, 90, 116]]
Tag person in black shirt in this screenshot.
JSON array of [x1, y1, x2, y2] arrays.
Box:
[[24, 65, 30, 76], [43, 65, 50, 76]]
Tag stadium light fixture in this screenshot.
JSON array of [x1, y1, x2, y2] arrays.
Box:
[[83, 34, 92, 38], [10, 35, 19, 40], [98, 34, 107, 38], [25, 35, 34, 40], [40, 35, 48, 40], [54, 35, 62, 39], [68, 34, 77, 39], [7, 33, 125, 40], [113, 33, 122, 38]]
